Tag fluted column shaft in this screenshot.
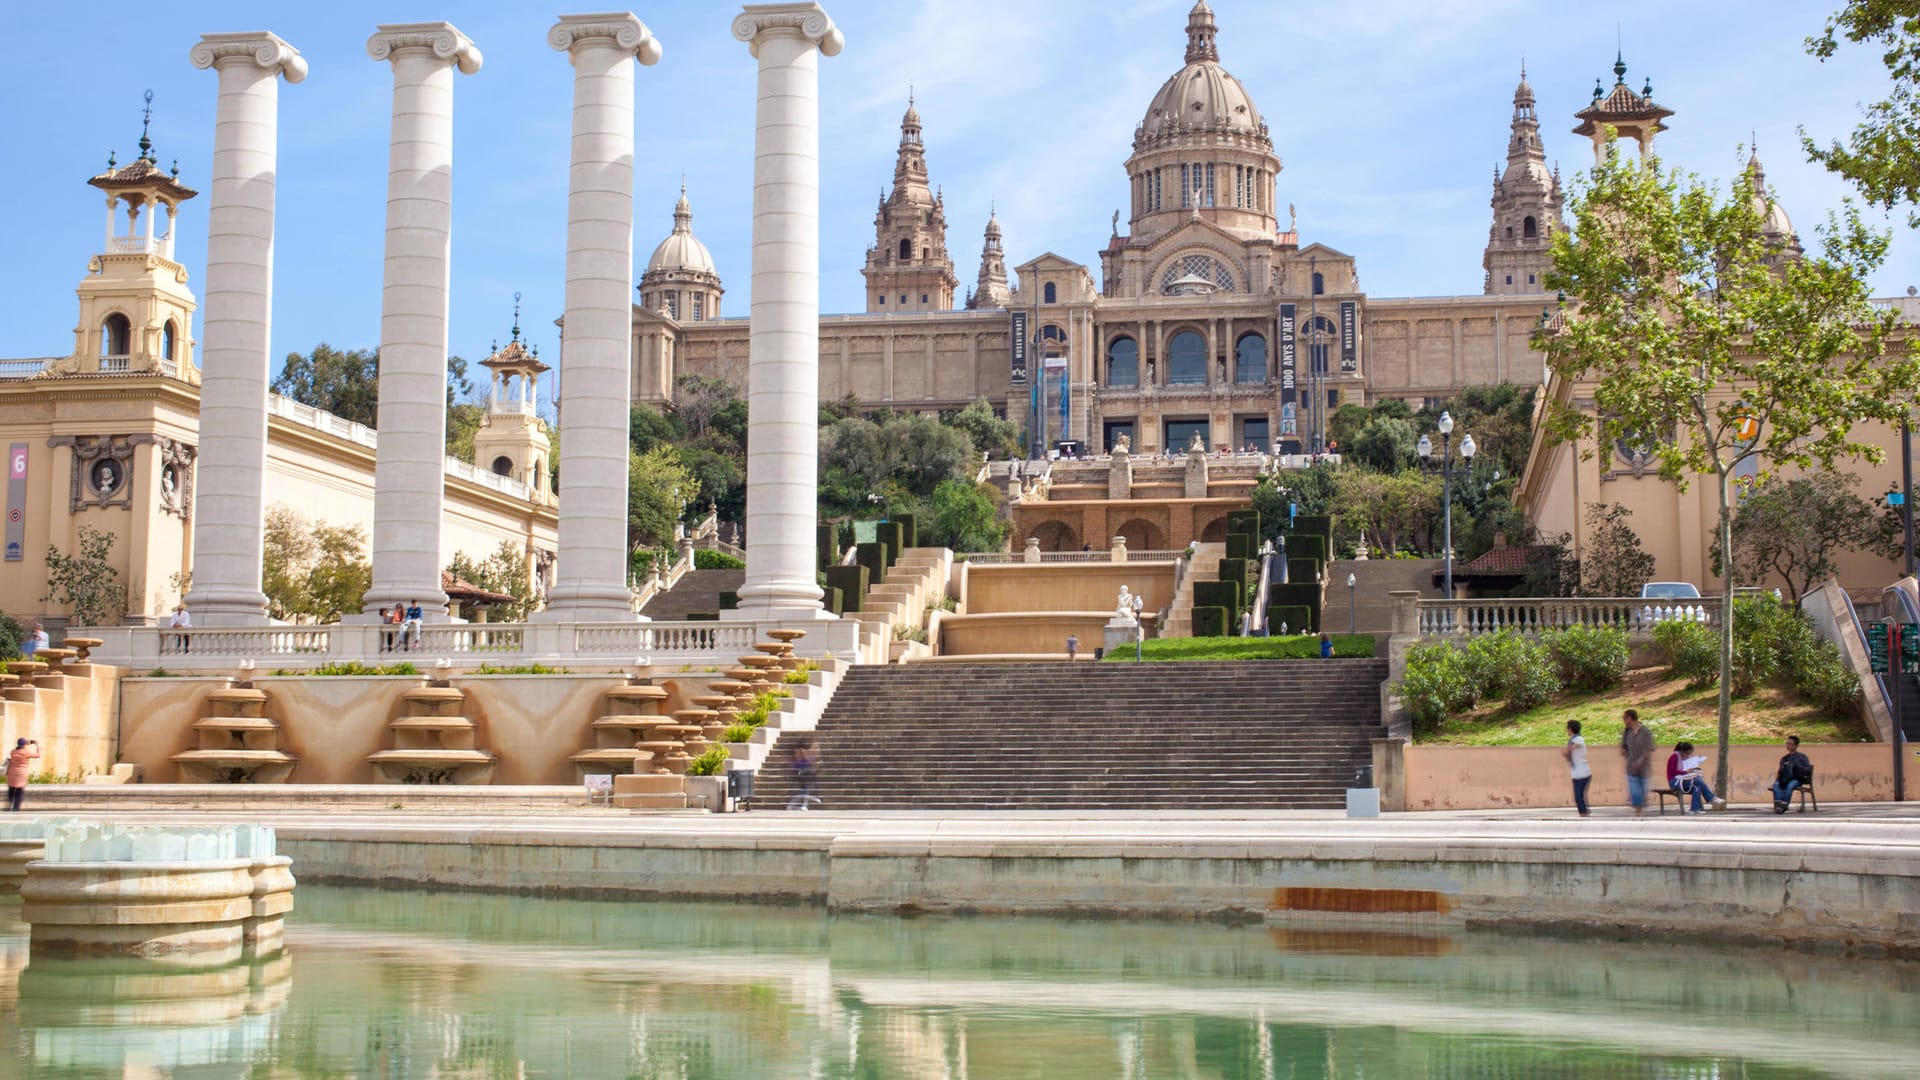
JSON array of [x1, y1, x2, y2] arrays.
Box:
[[363, 23, 482, 619], [540, 14, 662, 622], [184, 32, 307, 625], [732, 3, 842, 620]]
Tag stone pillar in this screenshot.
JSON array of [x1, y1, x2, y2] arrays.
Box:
[[730, 3, 842, 620], [184, 32, 307, 625], [540, 13, 662, 622], [362, 23, 483, 621]]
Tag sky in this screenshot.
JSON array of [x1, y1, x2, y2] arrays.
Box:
[[3, 0, 1916, 383]]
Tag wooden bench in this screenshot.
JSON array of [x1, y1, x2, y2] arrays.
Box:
[[1775, 779, 1818, 813], [1652, 787, 1685, 814]]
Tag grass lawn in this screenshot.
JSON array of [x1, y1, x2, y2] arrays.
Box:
[[1103, 634, 1376, 661], [1420, 666, 1871, 747]]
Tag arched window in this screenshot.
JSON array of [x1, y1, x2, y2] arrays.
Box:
[[492, 456, 514, 477], [1308, 315, 1336, 374], [1167, 330, 1206, 386], [161, 320, 177, 361], [1234, 332, 1268, 384], [1311, 272, 1325, 296], [1043, 282, 1057, 304], [1522, 216, 1538, 239], [101, 313, 131, 357], [1106, 336, 1139, 388], [899, 238, 911, 259]]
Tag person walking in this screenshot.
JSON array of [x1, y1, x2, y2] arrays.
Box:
[[1563, 719, 1592, 817], [786, 737, 821, 811], [1620, 709, 1655, 816], [22, 623, 48, 658], [1771, 735, 1814, 813], [6, 738, 39, 811], [1065, 633, 1079, 661]]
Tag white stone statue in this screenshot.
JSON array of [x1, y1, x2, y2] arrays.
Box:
[[1188, 431, 1206, 453], [1112, 432, 1130, 454], [1116, 585, 1133, 620]]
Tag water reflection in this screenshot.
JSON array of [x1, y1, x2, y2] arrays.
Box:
[[2, 887, 1915, 1078]]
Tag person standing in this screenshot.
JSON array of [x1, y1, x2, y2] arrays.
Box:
[[170, 603, 191, 654], [1771, 735, 1814, 813], [1563, 719, 1592, 817], [23, 623, 48, 658], [1620, 709, 1655, 816], [6, 738, 39, 811], [1065, 633, 1079, 661]]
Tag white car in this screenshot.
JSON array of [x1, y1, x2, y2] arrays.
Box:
[[1640, 582, 1706, 624]]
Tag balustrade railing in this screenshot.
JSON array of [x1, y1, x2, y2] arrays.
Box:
[[963, 550, 1184, 565], [402, 624, 525, 655], [158, 627, 333, 658], [1413, 596, 1725, 636]]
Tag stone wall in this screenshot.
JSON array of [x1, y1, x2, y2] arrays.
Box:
[[0, 663, 119, 779]]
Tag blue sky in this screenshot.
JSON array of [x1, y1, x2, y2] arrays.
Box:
[[3, 1, 1914, 378]]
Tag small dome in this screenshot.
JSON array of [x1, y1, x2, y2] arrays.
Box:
[[1748, 153, 1796, 240], [645, 186, 717, 276]]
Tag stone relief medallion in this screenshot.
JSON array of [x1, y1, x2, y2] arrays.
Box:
[[156, 438, 196, 520], [50, 433, 140, 512]]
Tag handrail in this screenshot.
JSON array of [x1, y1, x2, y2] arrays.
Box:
[[1248, 552, 1275, 634]]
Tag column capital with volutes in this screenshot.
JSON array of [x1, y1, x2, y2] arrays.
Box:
[[732, 3, 843, 58], [548, 13, 662, 65], [190, 31, 308, 83], [367, 22, 483, 74]]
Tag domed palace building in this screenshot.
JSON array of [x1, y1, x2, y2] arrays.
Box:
[[637, 2, 1568, 456]]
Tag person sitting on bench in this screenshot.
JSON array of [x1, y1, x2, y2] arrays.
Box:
[[1771, 735, 1814, 813], [1666, 741, 1724, 814]]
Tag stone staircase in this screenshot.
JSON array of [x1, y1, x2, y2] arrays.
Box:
[[1161, 542, 1225, 638], [637, 568, 745, 619], [750, 659, 1389, 810], [849, 547, 952, 650], [1328, 557, 1446, 633]]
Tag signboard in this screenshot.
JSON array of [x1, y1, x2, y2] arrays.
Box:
[[1009, 310, 1029, 383], [1278, 303, 1297, 403], [1339, 301, 1357, 372], [1868, 623, 1890, 673], [5, 443, 25, 562], [1903, 622, 1920, 674]]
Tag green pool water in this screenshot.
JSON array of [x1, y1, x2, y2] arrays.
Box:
[[3, 886, 1916, 1078]]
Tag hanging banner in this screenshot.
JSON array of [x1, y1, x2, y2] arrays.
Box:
[[6, 443, 26, 562], [1009, 310, 1029, 383], [1278, 303, 1297, 404], [1339, 301, 1357, 372]]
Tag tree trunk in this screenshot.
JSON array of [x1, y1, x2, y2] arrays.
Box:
[[1716, 468, 1735, 799]]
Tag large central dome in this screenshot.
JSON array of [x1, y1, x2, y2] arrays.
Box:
[[1137, 2, 1266, 145]]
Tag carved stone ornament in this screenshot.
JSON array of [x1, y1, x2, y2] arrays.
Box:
[[368, 23, 484, 74], [548, 14, 662, 65], [48, 434, 147, 513], [190, 31, 309, 83], [156, 438, 197, 520], [732, 4, 844, 58]]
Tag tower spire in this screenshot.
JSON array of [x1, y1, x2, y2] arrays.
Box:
[[138, 89, 155, 161], [1184, 1, 1218, 63]]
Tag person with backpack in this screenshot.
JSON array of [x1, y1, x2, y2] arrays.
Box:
[[1771, 735, 1814, 813]]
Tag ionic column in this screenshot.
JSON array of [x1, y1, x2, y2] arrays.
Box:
[[540, 13, 662, 622], [184, 32, 307, 625], [731, 3, 842, 620], [362, 23, 483, 621]]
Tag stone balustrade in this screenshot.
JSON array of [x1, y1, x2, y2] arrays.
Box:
[[1403, 595, 1726, 637]]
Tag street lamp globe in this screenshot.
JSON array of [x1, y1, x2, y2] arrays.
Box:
[[1346, 573, 1356, 588], [1416, 433, 1433, 460], [1460, 433, 1477, 461], [1437, 411, 1454, 436]]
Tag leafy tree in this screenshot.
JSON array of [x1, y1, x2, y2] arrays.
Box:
[[1803, 1, 1920, 225], [261, 506, 315, 621], [1250, 462, 1339, 546], [445, 402, 485, 462], [1330, 469, 1441, 556], [673, 374, 740, 438], [629, 403, 686, 456], [1538, 138, 1908, 795], [1349, 416, 1418, 472], [628, 447, 698, 550], [41, 525, 123, 627], [1578, 503, 1657, 597], [274, 344, 380, 428], [1725, 472, 1886, 602], [446, 541, 535, 622], [817, 413, 974, 515], [922, 479, 1010, 553], [1325, 402, 1372, 452], [1417, 383, 1539, 482], [260, 505, 369, 622], [445, 354, 474, 406], [946, 399, 1022, 460]]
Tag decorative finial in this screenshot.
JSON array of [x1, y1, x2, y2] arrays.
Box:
[[1592, 78, 1603, 100], [170, 158, 179, 179], [106, 150, 116, 169], [139, 89, 154, 160], [908, 84, 914, 107], [1642, 77, 1653, 97], [511, 291, 522, 343]]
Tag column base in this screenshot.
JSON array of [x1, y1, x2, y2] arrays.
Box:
[[535, 583, 638, 623], [730, 580, 832, 621], [724, 604, 838, 622], [181, 588, 271, 626], [361, 590, 453, 621]]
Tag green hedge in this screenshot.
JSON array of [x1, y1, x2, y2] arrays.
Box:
[[825, 565, 868, 612], [1192, 606, 1230, 638], [823, 586, 843, 616], [1285, 557, 1321, 585], [878, 521, 905, 566], [1104, 634, 1375, 661], [1226, 509, 1260, 538], [1293, 514, 1332, 540], [1267, 605, 1313, 635], [893, 513, 918, 550], [686, 612, 719, 621], [1225, 532, 1254, 561], [817, 524, 838, 569], [1267, 583, 1321, 632], [1218, 557, 1253, 595], [1284, 533, 1327, 564], [1193, 581, 1243, 623], [718, 590, 738, 611], [854, 542, 888, 584]]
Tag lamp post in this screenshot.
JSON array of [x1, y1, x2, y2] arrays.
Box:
[[1347, 572, 1357, 634], [1418, 411, 1476, 601]]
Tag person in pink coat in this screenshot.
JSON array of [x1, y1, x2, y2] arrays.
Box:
[[6, 738, 39, 811]]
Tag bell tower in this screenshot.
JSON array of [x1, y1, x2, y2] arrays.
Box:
[[1484, 68, 1563, 295], [967, 208, 1012, 310], [862, 94, 958, 312], [472, 295, 555, 504], [52, 92, 199, 380]]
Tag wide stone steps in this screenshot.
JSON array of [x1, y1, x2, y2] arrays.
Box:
[[752, 659, 1386, 810]]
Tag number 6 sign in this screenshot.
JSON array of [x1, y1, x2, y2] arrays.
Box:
[[5, 442, 24, 561]]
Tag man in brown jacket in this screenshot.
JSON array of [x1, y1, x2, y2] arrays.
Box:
[[1621, 708, 1655, 816]]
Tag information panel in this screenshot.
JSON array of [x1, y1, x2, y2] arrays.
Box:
[[1339, 300, 1357, 372], [1009, 310, 1029, 383], [5, 443, 24, 562], [1278, 303, 1296, 404]]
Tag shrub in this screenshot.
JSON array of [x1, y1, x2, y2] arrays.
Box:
[[0, 611, 23, 659], [1285, 533, 1328, 564], [1285, 557, 1321, 585], [1293, 514, 1333, 540], [854, 542, 887, 584], [1267, 605, 1312, 635], [1793, 644, 1862, 714], [1653, 619, 1720, 689], [1193, 581, 1243, 622], [721, 723, 756, 743], [686, 746, 730, 776], [877, 521, 905, 566], [296, 661, 420, 677], [1268, 583, 1321, 632], [1543, 625, 1628, 692], [782, 662, 818, 685], [1225, 533, 1254, 560], [470, 663, 565, 675], [1502, 641, 1562, 711], [1397, 641, 1469, 734], [824, 565, 867, 612], [823, 585, 843, 616], [892, 512, 919, 549], [1226, 509, 1260, 537], [1218, 557, 1253, 596], [718, 590, 738, 611], [693, 549, 745, 570], [1192, 606, 1230, 637], [1449, 630, 1561, 713]]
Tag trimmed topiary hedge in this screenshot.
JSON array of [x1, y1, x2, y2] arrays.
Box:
[[816, 524, 837, 569], [1192, 606, 1230, 638], [1218, 557, 1253, 595], [1267, 605, 1312, 635], [1293, 514, 1332, 540], [686, 612, 719, 621], [718, 590, 738, 610], [893, 513, 918, 549], [1284, 533, 1327, 564], [1225, 532, 1254, 560], [1285, 557, 1321, 585], [1226, 509, 1260, 537], [825, 564, 868, 613], [1193, 580, 1243, 621], [823, 586, 843, 616], [1267, 582, 1321, 632], [878, 521, 905, 566], [854, 542, 888, 584]]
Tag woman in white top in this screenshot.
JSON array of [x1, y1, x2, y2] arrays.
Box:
[[1563, 719, 1592, 817]]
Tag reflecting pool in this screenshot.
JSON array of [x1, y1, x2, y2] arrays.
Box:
[[3, 886, 1917, 1077]]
